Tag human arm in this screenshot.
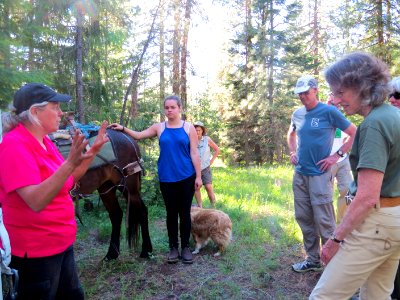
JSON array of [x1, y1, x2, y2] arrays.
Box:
[[71, 121, 109, 181], [208, 137, 220, 166], [321, 168, 383, 265], [15, 124, 107, 212], [317, 123, 357, 172], [108, 122, 159, 140], [287, 124, 298, 165], [338, 123, 357, 154], [189, 124, 202, 190]]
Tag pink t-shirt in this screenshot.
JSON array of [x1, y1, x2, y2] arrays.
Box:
[[0, 123, 76, 258]]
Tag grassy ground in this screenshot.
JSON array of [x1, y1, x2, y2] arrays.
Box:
[[75, 165, 322, 299]]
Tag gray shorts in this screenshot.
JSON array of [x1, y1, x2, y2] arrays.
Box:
[[201, 166, 213, 185]]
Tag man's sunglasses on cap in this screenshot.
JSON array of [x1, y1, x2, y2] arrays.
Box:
[[389, 92, 400, 100]]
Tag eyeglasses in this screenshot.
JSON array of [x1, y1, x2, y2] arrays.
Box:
[[389, 92, 400, 100], [330, 91, 344, 98]]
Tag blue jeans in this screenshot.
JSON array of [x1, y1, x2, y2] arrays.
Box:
[[10, 245, 84, 300]]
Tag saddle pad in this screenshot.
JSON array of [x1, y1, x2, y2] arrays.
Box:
[[54, 137, 116, 170], [88, 136, 116, 169]]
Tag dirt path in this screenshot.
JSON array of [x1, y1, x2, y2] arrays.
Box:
[[76, 232, 321, 299]]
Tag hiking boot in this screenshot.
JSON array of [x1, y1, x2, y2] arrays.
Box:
[[292, 260, 323, 273], [167, 247, 179, 264], [181, 247, 193, 264]]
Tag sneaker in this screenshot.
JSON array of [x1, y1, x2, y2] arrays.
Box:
[[167, 247, 179, 264], [292, 260, 323, 273], [181, 247, 193, 264]]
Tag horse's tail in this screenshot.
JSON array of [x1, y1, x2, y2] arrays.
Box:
[[107, 129, 150, 254], [126, 186, 141, 249]]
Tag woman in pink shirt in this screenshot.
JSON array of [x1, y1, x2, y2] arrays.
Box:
[[0, 83, 108, 300]]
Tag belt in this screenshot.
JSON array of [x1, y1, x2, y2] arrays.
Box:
[[379, 197, 400, 208]]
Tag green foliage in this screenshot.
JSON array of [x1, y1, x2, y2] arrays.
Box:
[[140, 165, 163, 207], [220, 0, 312, 165], [186, 92, 223, 142], [2, 0, 399, 167]]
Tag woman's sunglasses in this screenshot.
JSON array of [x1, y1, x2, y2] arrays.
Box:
[[389, 92, 400, 100]]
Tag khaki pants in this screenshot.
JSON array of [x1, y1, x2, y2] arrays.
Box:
[[293, 171, 336, 263], [310, 206, 400, 300], [331, 156, 353, 223]]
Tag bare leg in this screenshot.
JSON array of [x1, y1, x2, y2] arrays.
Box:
[[204, 183, 216, 205], [194, 189, 203, 208]]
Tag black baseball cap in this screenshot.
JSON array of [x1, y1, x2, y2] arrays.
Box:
[[14, 83, 72, 114]]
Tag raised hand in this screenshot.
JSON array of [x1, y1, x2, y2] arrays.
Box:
[[66, 121, 109, 168], [87, 121, 109, 155], [66, 130, 90, 168], [108, 123, 123, 132]]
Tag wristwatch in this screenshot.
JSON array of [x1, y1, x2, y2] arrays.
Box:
[[336, 149, 345, 157], [330, 234, 343, 243]]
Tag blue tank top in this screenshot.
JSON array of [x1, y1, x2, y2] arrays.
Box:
[[157, 122, 195, 182]]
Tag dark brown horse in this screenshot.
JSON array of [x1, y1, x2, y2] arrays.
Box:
[[74, 129, 153, 260]]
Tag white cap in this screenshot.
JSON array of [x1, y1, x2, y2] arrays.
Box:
[[294, 75, 318, 94]]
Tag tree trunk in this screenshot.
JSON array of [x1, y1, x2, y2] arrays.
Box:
[[180, 0, 192, 119], [385, 0, 392, 63], [159, 2, 165, 122], [172, 0, 181, 95], [375, 0, 385, 61], [75, 3, 85, 123], [312, 0, 320, 76], [243, 0, 252, 166], [343, 0, 351, 51], [267, 0, 275, 163], [130, 85, 138, 119], [27, 0, 34, 71], [2, 1, 11, 69]]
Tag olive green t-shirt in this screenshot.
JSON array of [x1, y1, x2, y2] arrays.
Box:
[[349, 103, 400, 197]]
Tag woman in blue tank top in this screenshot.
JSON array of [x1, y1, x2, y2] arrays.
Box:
[[109, 95, 202, 264]]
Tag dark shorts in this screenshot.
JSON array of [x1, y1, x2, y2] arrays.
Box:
[[201, 166, 213, 185], [10, 245, 84, 300]]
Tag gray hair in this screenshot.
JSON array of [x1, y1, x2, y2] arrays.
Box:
[[1, 101, 48, 134], [164, 95, 183, 108], [324, 52, 391, 108], [390, 76, 400, 93]]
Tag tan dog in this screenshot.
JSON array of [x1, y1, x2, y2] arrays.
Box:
[[190, 206, 232, 256]]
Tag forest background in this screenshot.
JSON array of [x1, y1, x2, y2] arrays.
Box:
[[1, 0, 400, 167]]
